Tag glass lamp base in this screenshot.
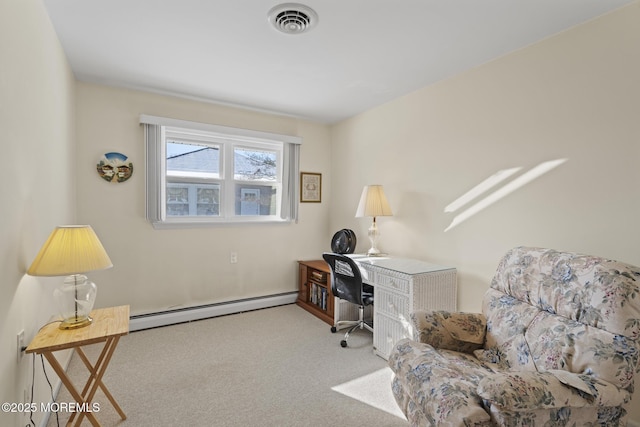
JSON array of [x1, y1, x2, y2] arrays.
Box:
[[54, 274, 97, 330], [59, 315, 93, 330]]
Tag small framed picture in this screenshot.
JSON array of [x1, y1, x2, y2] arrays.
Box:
[[300, 172, 322, 203]]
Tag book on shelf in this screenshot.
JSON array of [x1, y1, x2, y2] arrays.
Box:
[[309, 282, 327, 311], [310, 283, 317, 305], [311, 271, 326, 282]]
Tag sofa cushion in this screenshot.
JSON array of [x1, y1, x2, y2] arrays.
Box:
[[481, 288, 540, 369], [474, 334, 536, 372], [389, 339, 494, 425], [491, 247, 640, 340], [525, 311, 639, 390]]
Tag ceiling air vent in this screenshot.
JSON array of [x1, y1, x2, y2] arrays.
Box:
[[268, 3, 318, 35]]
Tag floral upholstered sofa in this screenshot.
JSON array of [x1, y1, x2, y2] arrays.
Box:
[[388, 246, 640, 426]]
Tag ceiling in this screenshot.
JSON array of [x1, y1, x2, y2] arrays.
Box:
[[43, 0, 634, 124]]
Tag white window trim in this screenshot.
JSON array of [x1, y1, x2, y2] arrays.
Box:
[[140, 115, 302, 145], [141, 115, 301, 229]]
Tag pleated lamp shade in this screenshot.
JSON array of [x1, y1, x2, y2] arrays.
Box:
[[355, 185, 393, 218], [27, 225, 112, 276]]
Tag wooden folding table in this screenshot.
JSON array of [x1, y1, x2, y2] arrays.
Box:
[[26, 305, 129, 427]]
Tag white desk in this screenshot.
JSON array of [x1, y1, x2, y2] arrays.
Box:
[[342, 255, 457, 360]]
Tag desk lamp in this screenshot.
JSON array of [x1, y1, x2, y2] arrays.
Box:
[[355, 185, 393, 256], [28, 225, 113, 329]]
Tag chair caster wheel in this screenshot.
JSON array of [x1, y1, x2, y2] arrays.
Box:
[[340, 340, 348, 348], [331, 326, 337, 333]]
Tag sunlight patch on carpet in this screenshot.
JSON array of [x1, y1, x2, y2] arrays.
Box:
[[331, 367, 406, 420]]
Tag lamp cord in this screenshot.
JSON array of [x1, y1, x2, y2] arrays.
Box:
[[40, 354, 60, 427], [26, 353, 35, 427], [23, 325, 62, 427]]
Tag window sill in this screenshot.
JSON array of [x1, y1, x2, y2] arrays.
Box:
[[149, 218, 293, 229]]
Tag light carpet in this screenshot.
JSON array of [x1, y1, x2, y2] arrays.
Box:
[[45, 304, 407, 426]]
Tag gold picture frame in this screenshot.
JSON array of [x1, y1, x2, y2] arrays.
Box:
[[300, 172, 322, 203]]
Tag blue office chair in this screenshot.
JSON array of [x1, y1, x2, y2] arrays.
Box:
[[322, 252, 374, 348]]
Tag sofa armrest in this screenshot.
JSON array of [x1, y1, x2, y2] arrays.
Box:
[[477, 370, 631, 411], [411, 310, 487, 354]]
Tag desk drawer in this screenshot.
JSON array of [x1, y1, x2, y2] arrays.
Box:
[[373, 312, 413, 360], [376, 288, 409, 319], [374, 272, 410, 294]]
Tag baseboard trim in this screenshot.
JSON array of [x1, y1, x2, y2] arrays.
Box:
[[129, 292, 299, 331]]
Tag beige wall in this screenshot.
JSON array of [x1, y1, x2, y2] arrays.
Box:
[[331, 2, 640, 421], [0, 0, 76, 426], [75, 83, 332, 315]]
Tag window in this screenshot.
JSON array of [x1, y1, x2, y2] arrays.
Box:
[[141, 115, 301, 228]]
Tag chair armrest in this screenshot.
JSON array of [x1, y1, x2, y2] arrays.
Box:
[[411, 310, 487, 354], [477, 370, 631, 411]]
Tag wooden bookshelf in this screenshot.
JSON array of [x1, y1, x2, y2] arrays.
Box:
[[296, 260, 334, 325]]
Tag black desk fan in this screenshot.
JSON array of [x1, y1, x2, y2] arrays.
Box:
[[330, 229, 356, 254]]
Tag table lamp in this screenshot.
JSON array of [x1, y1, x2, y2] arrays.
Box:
[[355, 185, 393, 256], [27, 225, 113, 329]]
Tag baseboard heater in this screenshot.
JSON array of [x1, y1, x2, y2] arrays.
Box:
[[129, 291, 298, 332]]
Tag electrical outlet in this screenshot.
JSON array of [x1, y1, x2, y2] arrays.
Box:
[[17, 330, 25, 363], [230, 252, 238, 264]]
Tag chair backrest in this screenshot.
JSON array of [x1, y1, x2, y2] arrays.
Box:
[[322, 252, 365, 306], [483, 246, 640, 392]]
